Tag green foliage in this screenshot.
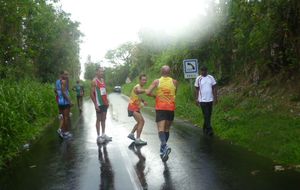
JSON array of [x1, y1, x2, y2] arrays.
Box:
[[0, 0, 82, 82], [105, 42, 135, 66], [103, 0, 300, 165], [84, 61, 100, 80], [0, 79, 57, 168], [213, 94, 300, 164]]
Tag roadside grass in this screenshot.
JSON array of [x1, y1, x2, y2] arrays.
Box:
[[0, 80, 57, 169], [123, 75, 300, 165], [214, 94, 300, 165]]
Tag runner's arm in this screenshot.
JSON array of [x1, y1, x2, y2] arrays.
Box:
[[145, 79, 158, 97], [134, 85, 145, 94], [194, 77, 199, 104], [90, 80, 99, 110], [212, 84, 218, 104], [62, 80, 72, 104], [173, 79, 178, 95]]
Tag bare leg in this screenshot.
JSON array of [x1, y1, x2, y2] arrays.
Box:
[[96, 111, 101, 136], [79, 96, 83, 110], [100, 112, 107, 134], [133, 112, 145, 139], [62, 107, 70, 133], [157, 120, 166, 132], [77, 97, 80, 109], [131, 124, 138, 134]]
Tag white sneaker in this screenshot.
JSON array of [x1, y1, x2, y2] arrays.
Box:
[[97, 136, 105, 144], [102, 134, 112, 141], [135, 138, 147, 145], [57, 128, 63, 138], [127, 133, 135, 140], [62, 132, 72, 139], [58, 114, 63, 120]]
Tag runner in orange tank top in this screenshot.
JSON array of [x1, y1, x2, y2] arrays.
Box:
[[127, 74, 153, 145], [146, 65, 178, 162]]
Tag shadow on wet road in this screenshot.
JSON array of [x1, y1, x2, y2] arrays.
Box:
[[128, 142, 148, 189], [98, 143, 114, 190]]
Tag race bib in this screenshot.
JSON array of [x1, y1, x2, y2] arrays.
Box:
[[100, 87, 106, 95]]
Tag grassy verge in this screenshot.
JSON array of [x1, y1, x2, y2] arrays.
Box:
[[214, 87, 300, 165], [0, 80, 58, 169], [122, 74, 300, 165]]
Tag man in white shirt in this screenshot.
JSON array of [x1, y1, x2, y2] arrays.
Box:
[[194, 66, 217, 136]]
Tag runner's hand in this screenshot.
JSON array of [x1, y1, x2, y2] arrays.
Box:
[[95, 105, 100, 111]]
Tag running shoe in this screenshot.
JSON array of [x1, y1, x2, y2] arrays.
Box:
[[160, 145, 164, 158], [62, 132, 73, 139], [135, 139, 147, 145], [161, 145, 171, 162], [58, 114, 63, 120], [57, 128, 63, 138], [97, 136, 105, 144], [102, 134, 112, 141], [127, 133, 135, 140]]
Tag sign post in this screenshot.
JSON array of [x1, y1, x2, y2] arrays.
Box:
[[183, 59, 199, 93]]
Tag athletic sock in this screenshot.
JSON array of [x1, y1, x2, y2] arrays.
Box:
[[158, 131, 166, 146], [165, 132, 170, 142]]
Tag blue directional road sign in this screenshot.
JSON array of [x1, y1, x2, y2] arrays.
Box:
[[183, 59, 198, 79]]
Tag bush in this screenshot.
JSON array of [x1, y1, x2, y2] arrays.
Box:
[[0, 79, 57, 168]]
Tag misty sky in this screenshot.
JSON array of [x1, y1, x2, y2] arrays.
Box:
[[58, 0, 213, 73]]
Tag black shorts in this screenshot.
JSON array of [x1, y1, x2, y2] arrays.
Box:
[[156, 110, 174, 122], [96, 105, 108, 113], [58, 104, 70, 110], [128, 110, 140, 117]]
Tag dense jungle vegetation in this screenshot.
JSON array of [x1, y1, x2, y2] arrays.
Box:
[[0, 0, 82, 168]]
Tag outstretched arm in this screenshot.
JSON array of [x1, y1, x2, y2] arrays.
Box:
[[145, 79, 158, 97], [134, 85, 145, 95]]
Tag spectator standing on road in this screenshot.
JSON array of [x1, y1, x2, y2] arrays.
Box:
[[146, 65, 178, 162], [90, 67, 112, 144], [194, 66, 217, 136], [73, 80, 84, 112], [55, 71, 72, 138], [127, 74, 151, 145]]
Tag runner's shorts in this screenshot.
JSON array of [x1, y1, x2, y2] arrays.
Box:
[[156, 110, 174, 122], [96, 105, 108, 113], [128, 110, 140, 117], [58, 104, 71, 110]]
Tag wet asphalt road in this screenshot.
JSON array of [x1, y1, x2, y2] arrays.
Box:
[[1, 93, 300, 190]]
